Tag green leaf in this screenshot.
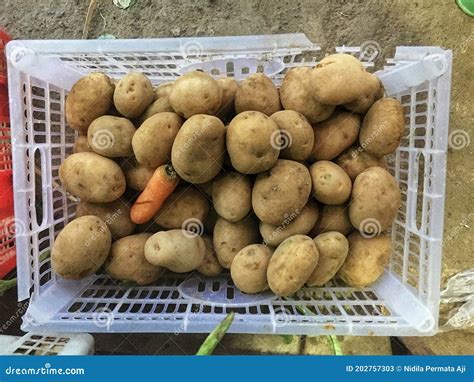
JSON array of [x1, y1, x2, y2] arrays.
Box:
[[113, 0, 136, 10]]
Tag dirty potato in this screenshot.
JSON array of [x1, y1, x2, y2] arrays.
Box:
[[212, 172, 252, 222], [114, 72, 154, 118], [197, 236, 223, 276], [231, 244, 273, 293], [310, 161, 352, 205], [234, 73, 281, 116]]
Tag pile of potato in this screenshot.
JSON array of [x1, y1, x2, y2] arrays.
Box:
[[52, 53, 404, 297]]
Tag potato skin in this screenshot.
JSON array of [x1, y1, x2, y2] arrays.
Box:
[[252, 160, 312, 225], [343, 73, 383, 114], [349, 166, 401, 234], [137, 97, 174, 125], [132, 112, 183, 168], [73, 135, 93, 153], [216, 78, 238, 117], [231, 244, 273, 293], [154, 82, 173, 100], [144, 229, 206, 273], [171, 114, 225, 183], [52, 216, 111, 279], [280, 67, 335, 124], [105, 233, 163, 285], [267, 235, 319, 296], [307, 232, 349, 286], [359, 98, 405, 156], [114, 72, 154, 118], [309, 204, 352, 237], [66, 73, 114, 133], [310, 161, 352, 205], [122, 158, 155, 191], [75, 199, 135, 239], [260, 200, 319, 246], [309, 111, 360, 161], [336, 146, 388, 181], [59, 152, 126, 203], [227, 111, 280, 174], [154, 186, 209, 229], [169, 71, 222, 118], [338, 232, 391, 287], [213, 216, 260, 269], [270, 110, 314, 161], [212, 172, 252, 222], [197, 236, 223, 276], [235, 73, 281, 116], [87, 116, 136, 158]]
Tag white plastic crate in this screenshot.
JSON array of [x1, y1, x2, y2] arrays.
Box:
[[1, 333, 94, 355], [6, 34, 451, 336]]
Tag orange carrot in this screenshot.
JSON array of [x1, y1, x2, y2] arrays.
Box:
[[130, 163, 179, 224]]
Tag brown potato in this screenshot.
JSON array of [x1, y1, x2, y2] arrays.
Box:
[[171, 114, 225, 184], [212, 172, 252, 222], [234, 73, 281, 116], [105, 233, 163, 285], [59, 152, 126, 203], [65, 73, 114, 133], [213, 216, 260, 269], [267, 235, 319, 296], [52, 216, 111, 280], [75, 199, 135, 239], [338, 232, 391, 287], [169, 71, 222, 118], [349, 166, 401, 234], [359, 98, 405, 156], [280, 67, 335, 123], [197, 236, 223, 276], [231, 244, 273, 293], [226, 111, 280, 174], [260, 200, 319, 246], [308, 111, 360, 161], [310, 161, 352, 205], [343, 73, 383, 114], [307, 232, 349, 286], [73, 134, 93, 153], [137, 97, 174, 125], [154, 82, 173, 100], [132, 112, 183, 168], [336, 146, 389, 181], [87, 115, 136, 158], [114, 72, 154, 118], [121, 157, 156, 191], [270, 110, 314, 161], [154, 186, 209, 229], [216, 77, 238, 117], [252, 159, 312, 225], [309, 204, 352, 237]]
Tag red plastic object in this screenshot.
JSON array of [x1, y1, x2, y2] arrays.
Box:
[[0, 28, 15, 278]]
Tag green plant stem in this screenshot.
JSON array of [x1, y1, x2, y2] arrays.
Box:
[[0, 278, 17, 296], [196, 312, 235, 355]]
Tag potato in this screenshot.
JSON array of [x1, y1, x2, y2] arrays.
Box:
[[267, 235, 319, 296], [252, 159, 312, 225], [75, 199, 135, 239], [212, 172, 252, 222], [280, 67, 335, 123], [216, 77, 238, 117], [132, 112, 183, 168], [197, 236, 223, 276], [87, 116, 136, 158], [52, 215, 111, 279], [231, 244, 273, 293], [260, 200, 319, 246], [349, 166, 401, 234], [338, 232, 391, 287], [269, 110, 314, 161], [306, 232, 349, 286], [226, 111, 280, 174], [336, 146, 389, 181], [154, 186, 209, 229], [73, 134, 92, 153], [308, 111, 360, 161], [343, 73, 383, 114], [154, 82, 173, 100], [105, 233, 163, 285], [213, 216, 260, 269], [309, 204, 352, 237], [234, 73, 281, 116], [121, 157, 155, 191], [65, 73, 114, 133], [171, 114, 225, 183], [310, 161, 352, 205], [144, 229, 206, 273], [310, 53, 376, 105], [169, 71, 222, 118], [114, 72, 154, 118], [359, 98, 405, 156], [137, 97, 174, 125], [59, 152, 126, 203]]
